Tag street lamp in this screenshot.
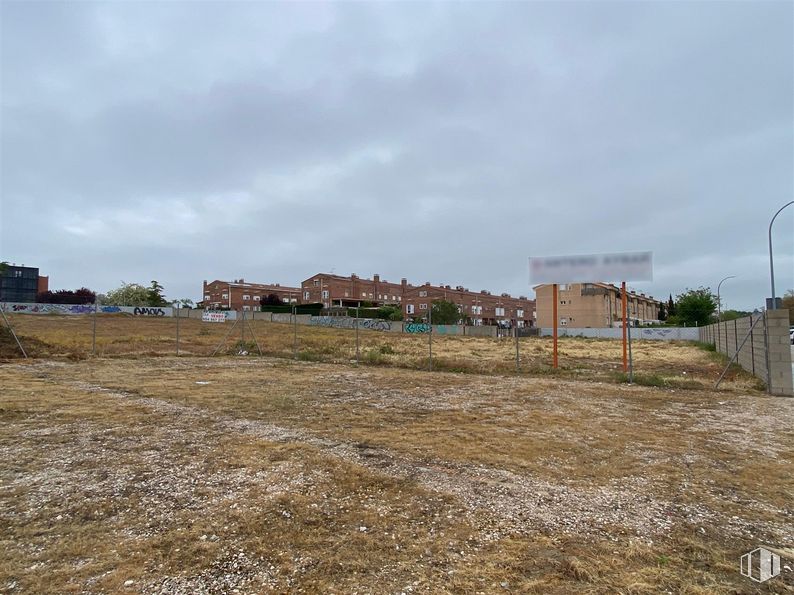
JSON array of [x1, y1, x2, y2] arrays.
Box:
[[768, 201, 794, 309], [716, 275, 736, 321]]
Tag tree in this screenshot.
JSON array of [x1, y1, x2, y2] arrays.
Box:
[[430, 300, 460, 324], [667, 294, 676, 318], [720, 309, 751, 322], [0, 261, 8, 275], [262, 293, 283, 306], [172, 298, 194, 309], [37, 287, 96, 304], [104, 282, 153, 306], [782, 289, 794, 325], [146, 281, 169, 307], [658, 301, 667, 321], [674, 287, 717, 327], [376, 305, 403, 321]]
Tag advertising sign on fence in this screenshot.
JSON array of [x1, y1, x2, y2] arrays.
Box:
[[529, 251, 653, 284], [202, 311, 227, 323]]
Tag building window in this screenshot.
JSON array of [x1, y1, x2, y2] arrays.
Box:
[[344, 291, 349, 297], [243, 295, 250, 300], [303, 291, 309, 300], [419, 303, 427, 310], [495, 307, 505, 316], [560, 318, 568, 326], [322, 290, 329, 299], [204, 294, 210, 300], [253, 295, 260, 301], [314, 279, 319, 286], [243, 305, 250, 311], [362, 292, 367, 297], [517, 309, 524, 318], [419, 290, 427, 297], [407, 304, 415, 314], [222, 293, 228, 299]]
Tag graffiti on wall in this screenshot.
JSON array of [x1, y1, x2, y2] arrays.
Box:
[[309, 316, 392, 331], [404, 323, 430, 334], [1, 303, 173, 316], [133, 307, 166, 316]]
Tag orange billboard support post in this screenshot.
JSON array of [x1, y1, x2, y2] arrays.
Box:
[[552, 283, 559, 368], [621, 281, 628, 372]]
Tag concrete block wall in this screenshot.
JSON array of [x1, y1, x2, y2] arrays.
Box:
[[539, 327, 699, 340], [699, 310, 792, 396]]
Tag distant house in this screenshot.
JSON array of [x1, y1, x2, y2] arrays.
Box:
[[202, 279, 301, 311], [534, 282, 661, 328], [0, 264, 48, 303], [402, 282, 535, 327]]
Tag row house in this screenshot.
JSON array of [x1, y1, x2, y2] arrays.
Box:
[[202, 279, 301, 311], [534, 282, 661, 328], [300, 273, 414, 308], [402, 283, 536, 327]]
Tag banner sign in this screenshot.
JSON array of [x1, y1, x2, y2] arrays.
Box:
[[202, 311, 227, 323], [529, 251, 653, 284]]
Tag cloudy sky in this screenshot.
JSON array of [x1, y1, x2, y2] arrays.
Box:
[[1, 1, 792, 310]]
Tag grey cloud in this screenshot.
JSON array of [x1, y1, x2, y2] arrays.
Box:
[[1, 1, 792, 309]]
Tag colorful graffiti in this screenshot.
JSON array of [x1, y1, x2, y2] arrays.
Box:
[[404, 323, 430, 334], [309, 316, 392, 331]]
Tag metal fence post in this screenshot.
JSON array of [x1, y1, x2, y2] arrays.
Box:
[[0, 304, 27, 358], [293, 305, 298, 360], [515, 326, 519, 373], [428, 305, 433, 371], [750, 320, 755, 375], [92, 300, 98, 356], [763, 311, 772, 394], [355, 306, 360, 364], [175, 303, 180, 356], [627, 319, 634, 383]]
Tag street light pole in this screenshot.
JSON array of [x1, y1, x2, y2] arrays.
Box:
[[716, 275, 736, 321], [768, 201, 794, 309]]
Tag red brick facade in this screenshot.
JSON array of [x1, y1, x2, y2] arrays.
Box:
[[300, 273, 413, 308], [202, 279, 301, 311], [402, 283, 535, 327]]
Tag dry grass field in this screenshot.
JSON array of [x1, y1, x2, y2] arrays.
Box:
[[1, 315, 791, 593], [0, 314, 760, 390]]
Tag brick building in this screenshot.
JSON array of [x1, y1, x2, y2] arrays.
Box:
[[300, 273, 412, 308], [0, 264, 48, 303], [202, 279, 301, 311], [402, 283, 536, 327], [534, 282, 661, 328]]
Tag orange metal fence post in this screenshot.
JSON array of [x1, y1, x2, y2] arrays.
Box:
[[552, 283, 559, 368], [621, 281, 628, 372]]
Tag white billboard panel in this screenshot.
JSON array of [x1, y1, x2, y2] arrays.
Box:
[[529, 251, 653, 284]]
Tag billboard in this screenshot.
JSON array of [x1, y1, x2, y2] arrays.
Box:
[[529, 251, 653, 284]]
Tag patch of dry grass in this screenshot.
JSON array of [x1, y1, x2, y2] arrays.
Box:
[[1, 357, 791, 593], [1, 314, 759, 391]]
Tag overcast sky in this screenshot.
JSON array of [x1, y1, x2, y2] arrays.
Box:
[[2, 1, 792, 311]]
